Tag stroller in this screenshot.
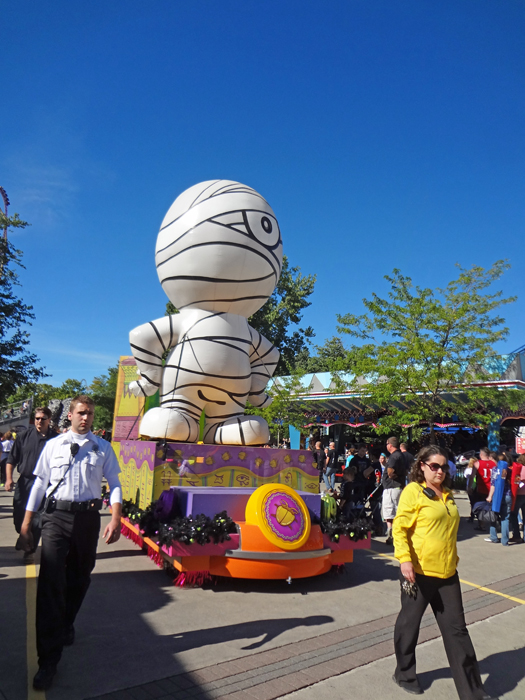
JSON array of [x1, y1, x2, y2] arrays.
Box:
[[341, 482, 384, 536]]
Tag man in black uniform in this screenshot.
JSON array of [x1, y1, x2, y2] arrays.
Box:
[[4, 406, 57, 562]]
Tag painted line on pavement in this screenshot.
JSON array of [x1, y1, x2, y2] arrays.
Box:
[[366, 549, 525, 605], [458, 579, 525, 605], [26, 562, 43, 700]]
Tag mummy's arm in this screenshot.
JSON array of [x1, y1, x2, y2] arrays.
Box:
[[248, 327, 280, 408], [128, 316, 179, 397]]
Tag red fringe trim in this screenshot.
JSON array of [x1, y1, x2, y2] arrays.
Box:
[[331, 564, 346, 574], [173, 570, 212, 587], [121, 523, 144, 547], [147, 545, 164, 568]]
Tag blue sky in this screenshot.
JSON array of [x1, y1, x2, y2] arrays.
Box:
[[2, 1, 524, 387]]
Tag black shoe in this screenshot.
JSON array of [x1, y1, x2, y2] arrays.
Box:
[[385, 535, 393, 546], [392, 674, 423, 695], [33, 665, 57, 691], [64, 626, 75, 646]]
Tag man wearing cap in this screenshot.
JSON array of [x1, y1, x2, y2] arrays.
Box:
[[18, 395, 122, 691]]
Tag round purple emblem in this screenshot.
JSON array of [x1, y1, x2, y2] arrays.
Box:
[[262, 491, 306, 543]]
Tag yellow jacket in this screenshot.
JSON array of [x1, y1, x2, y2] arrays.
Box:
[[393, 481, 460, 579]]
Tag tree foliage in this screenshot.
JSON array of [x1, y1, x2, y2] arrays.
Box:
[[7, 367, 119, 431], [90, 366, 119, 430], [0, 212, 47, 404], [246, 372, 308, 442], [248, 256, 316, 374], [295, 336, 348, 374], [337, 261, 520, 440]]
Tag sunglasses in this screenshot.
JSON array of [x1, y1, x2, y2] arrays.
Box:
[[423, 461, 449, 473], [34, 416, 50, 421]]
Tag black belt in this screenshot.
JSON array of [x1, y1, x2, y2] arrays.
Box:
[[53, 499, 102, 513]]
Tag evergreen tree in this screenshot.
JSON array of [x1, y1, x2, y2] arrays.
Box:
[[0, 213, 47, 404]]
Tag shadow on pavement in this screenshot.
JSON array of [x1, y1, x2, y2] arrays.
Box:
[[418, 646, 525, 698], [171, 615, 334, 651]]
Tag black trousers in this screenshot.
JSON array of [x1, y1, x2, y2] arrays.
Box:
[[13, 475, 43, 551], [394, 572, 486, 700], [36, 510, 100, 667]]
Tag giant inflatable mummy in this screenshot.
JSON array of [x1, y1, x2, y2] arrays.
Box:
[[128, 180, 282, 445]]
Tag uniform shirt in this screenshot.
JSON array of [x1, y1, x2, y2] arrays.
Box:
[[7, 426, 58, 477], [26, 430, 122, 511]]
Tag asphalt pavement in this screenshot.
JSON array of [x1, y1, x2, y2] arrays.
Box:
[[0, 488, 524, 700]]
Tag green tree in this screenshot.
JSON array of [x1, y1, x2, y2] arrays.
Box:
[[165, 256, 316, 375], [246, 372, 308, 443], [337, 261, 520, 441], [0, 212, 47, 404], [296, 336, 348, 374], [90, 366, 119, 430], [248, 256, 316, 374]]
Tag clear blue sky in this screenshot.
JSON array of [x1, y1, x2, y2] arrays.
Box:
[[2, 1, 524, 387]]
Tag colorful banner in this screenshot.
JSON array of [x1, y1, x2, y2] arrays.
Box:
[[116, 440, 319, 508], [112, 357, 146, 442]]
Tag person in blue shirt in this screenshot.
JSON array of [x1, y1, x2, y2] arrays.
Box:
[[485, 450, 512, 546]]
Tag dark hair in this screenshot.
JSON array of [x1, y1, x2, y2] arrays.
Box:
[[69, 395, 95, 412], [479, 447, 490, 458], [410, 445, 452, 488], [34, 406, 51, 419], [498, 450, 513, 464], [343, 466, 356, 478], [387, 436, 399, 449]]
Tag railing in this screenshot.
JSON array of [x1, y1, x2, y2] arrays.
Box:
[[0, 397, 33, 430]]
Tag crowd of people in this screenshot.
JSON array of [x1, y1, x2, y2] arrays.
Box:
[[311, 437, 525, 548]]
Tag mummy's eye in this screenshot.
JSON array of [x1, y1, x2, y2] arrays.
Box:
[[244, 211, 280, 248]]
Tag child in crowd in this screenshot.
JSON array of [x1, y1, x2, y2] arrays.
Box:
[[337, 466, 358, 519]]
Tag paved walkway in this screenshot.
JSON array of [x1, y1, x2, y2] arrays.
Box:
[[0, 488, 524, 700]]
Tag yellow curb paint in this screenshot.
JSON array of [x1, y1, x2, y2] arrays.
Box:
[[367, 549, 525, 605], [458, 579, 525, 606], [26, 562, 43, 699]]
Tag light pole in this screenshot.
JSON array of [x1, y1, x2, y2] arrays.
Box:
[[0, 186, 9, 241]]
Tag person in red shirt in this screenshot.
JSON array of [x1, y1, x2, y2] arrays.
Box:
[[473, 448, 496, 499], [509, 454, 525, 544]]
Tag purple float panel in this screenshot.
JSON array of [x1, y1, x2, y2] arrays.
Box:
[[172, 487, 321, 521]]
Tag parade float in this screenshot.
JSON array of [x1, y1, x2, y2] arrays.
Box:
[[112, 180, 370, 583]]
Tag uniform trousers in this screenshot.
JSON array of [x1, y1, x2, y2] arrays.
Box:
[[14, 475, 43, 551], [36, 509, 100, 667], [394, 572, 486, 700]]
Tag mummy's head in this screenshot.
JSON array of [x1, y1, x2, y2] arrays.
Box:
[[155, 180, 283, 316]]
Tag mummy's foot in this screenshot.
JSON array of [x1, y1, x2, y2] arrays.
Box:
[[139, 407, 199, 442], [204, 415, 270, 446]]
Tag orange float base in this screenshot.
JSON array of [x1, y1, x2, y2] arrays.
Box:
[[120, 517, 367, 580]]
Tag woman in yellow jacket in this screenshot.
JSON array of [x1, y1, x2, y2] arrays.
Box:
[[392, 445, 495, 700]]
